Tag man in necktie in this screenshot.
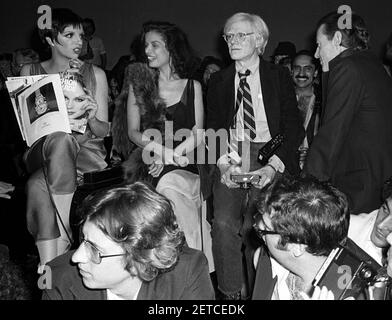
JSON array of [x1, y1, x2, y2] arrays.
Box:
[[206, 12, 303, 299]]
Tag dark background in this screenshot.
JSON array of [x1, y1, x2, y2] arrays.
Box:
[[0, 0, 391, 68]]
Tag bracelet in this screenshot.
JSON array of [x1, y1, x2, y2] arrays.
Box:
[[265, 164, 277, 173]]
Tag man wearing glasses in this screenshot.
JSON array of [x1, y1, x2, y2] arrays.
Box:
[[42, 182, 215, 300], [206, 12, 303, 300], [253, 175, 391, 300]]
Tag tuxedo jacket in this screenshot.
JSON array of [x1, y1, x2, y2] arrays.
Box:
[[42, 247, 215, 300], [304, 49, 392, 214], [206, 58, 303, 175]]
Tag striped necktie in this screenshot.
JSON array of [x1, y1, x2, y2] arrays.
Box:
[[237, 70, 256, 140]]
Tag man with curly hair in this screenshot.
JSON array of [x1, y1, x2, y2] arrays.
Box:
[[42, 182, 214, 300]]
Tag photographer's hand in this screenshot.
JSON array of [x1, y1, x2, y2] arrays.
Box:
[[387, 243, 392, 277], [249, 164, 277, 189], [300, 286, 335, 300]]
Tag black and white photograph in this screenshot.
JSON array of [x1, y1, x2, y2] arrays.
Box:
[[0, 0, 392, 308], [26, 83, 58, 124]]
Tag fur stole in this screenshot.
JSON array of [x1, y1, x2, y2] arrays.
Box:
[[121, 63, 167, 183]]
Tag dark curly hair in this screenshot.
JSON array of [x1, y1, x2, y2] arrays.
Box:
[[317, 11, 370, 51], [141, 21, 196, 78], [78, 182, 185, 282], [255, 175, 350, 256]]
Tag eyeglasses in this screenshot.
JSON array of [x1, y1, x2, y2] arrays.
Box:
[[80, 238, 126, 264], [253, 223, 280, 239], [222, 32, 254, 44]]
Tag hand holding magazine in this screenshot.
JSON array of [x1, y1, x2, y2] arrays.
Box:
[[6, 72, 90, 146]]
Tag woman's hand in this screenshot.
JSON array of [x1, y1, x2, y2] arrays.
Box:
[[68, 58, 84, 72], [173, 152, 189, 167], [0, 181, 14, 199], [161, 147, 178, 166], [148, 162, 164, 177], [82, 89, 98, 120]]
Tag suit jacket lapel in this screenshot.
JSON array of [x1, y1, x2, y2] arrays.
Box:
[[252, 246, 276, 300], [69, 283, 106, 300], [259, 59, 278, 136], [222, 64, 236, 128]]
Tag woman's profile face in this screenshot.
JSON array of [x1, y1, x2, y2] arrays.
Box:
[[71, 221, 132, 291], [51, 25, 83, 60], [63, 81, 88, 118], [144, 30, 170, 69]]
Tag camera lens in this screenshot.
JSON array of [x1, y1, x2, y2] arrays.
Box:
[[360, 267, 373, 279]]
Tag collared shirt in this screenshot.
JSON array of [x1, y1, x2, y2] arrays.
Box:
[[297, 92, 317, 149], [233, 58, 270, 143], [270, 257, 291, 300], [219, 57, 284, 172]]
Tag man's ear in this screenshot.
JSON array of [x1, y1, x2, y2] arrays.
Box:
[[333, 31, 343, 47], [289, 243, 307, 258], [314, 68, 319, 78], [255, 34, 264, 51], [45, 37, 55, 47]]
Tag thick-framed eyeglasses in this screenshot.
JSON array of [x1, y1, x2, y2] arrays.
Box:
[[80, 238, 126, 264], [222, 32, 254, 44], [253, 223, 280, 239]]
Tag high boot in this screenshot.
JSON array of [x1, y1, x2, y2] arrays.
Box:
[[52, 193, 74, 256], [36, 238, 58, 269]]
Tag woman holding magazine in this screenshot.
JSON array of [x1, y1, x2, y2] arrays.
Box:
[[20, 8, 109, 270]]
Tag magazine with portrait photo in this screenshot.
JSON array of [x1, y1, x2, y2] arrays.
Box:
[[6, 74, 71, 146]]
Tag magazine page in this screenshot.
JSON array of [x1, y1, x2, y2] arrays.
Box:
[[60, 72, 88, 134], [7, 74, 71, 147], [5, 74, 47, 141]]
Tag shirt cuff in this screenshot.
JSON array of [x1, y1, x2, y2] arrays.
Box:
[[268, 155, 285, 173], [217, 151, 241, 167]]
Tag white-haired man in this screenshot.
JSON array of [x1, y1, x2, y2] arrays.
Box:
[[206, 12, 303, 299]]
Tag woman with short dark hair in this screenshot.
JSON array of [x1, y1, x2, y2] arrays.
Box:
[[21, 8, 109, 269]]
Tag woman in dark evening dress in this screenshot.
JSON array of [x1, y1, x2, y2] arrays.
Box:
[[126, 21, 213, 271]]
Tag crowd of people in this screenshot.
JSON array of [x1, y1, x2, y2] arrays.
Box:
[[1, 6, 392, 300]]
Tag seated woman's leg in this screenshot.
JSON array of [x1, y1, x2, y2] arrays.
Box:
[[27, 169, 58, 266], [25, 132, 79, 265], [156, 169, 214, 272]]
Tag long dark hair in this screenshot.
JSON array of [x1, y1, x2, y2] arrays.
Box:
[[141, 21, 196, 78]]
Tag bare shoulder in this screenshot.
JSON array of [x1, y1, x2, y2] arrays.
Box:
[[91, 64, 107, 81], [20, 64, 32, 76]]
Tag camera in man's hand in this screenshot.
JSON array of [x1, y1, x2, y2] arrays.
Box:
[[312, 238, 390, 300], [231, 174, 260, 189]]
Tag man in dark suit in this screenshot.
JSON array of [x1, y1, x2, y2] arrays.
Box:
[[303, 12, 392, 214], [206, 12, 303, 299]]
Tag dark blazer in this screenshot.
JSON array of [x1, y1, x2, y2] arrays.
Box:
[[304, 49, 392, 214], [206, 58, 303, 175], [42, 247, 215, 300]]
